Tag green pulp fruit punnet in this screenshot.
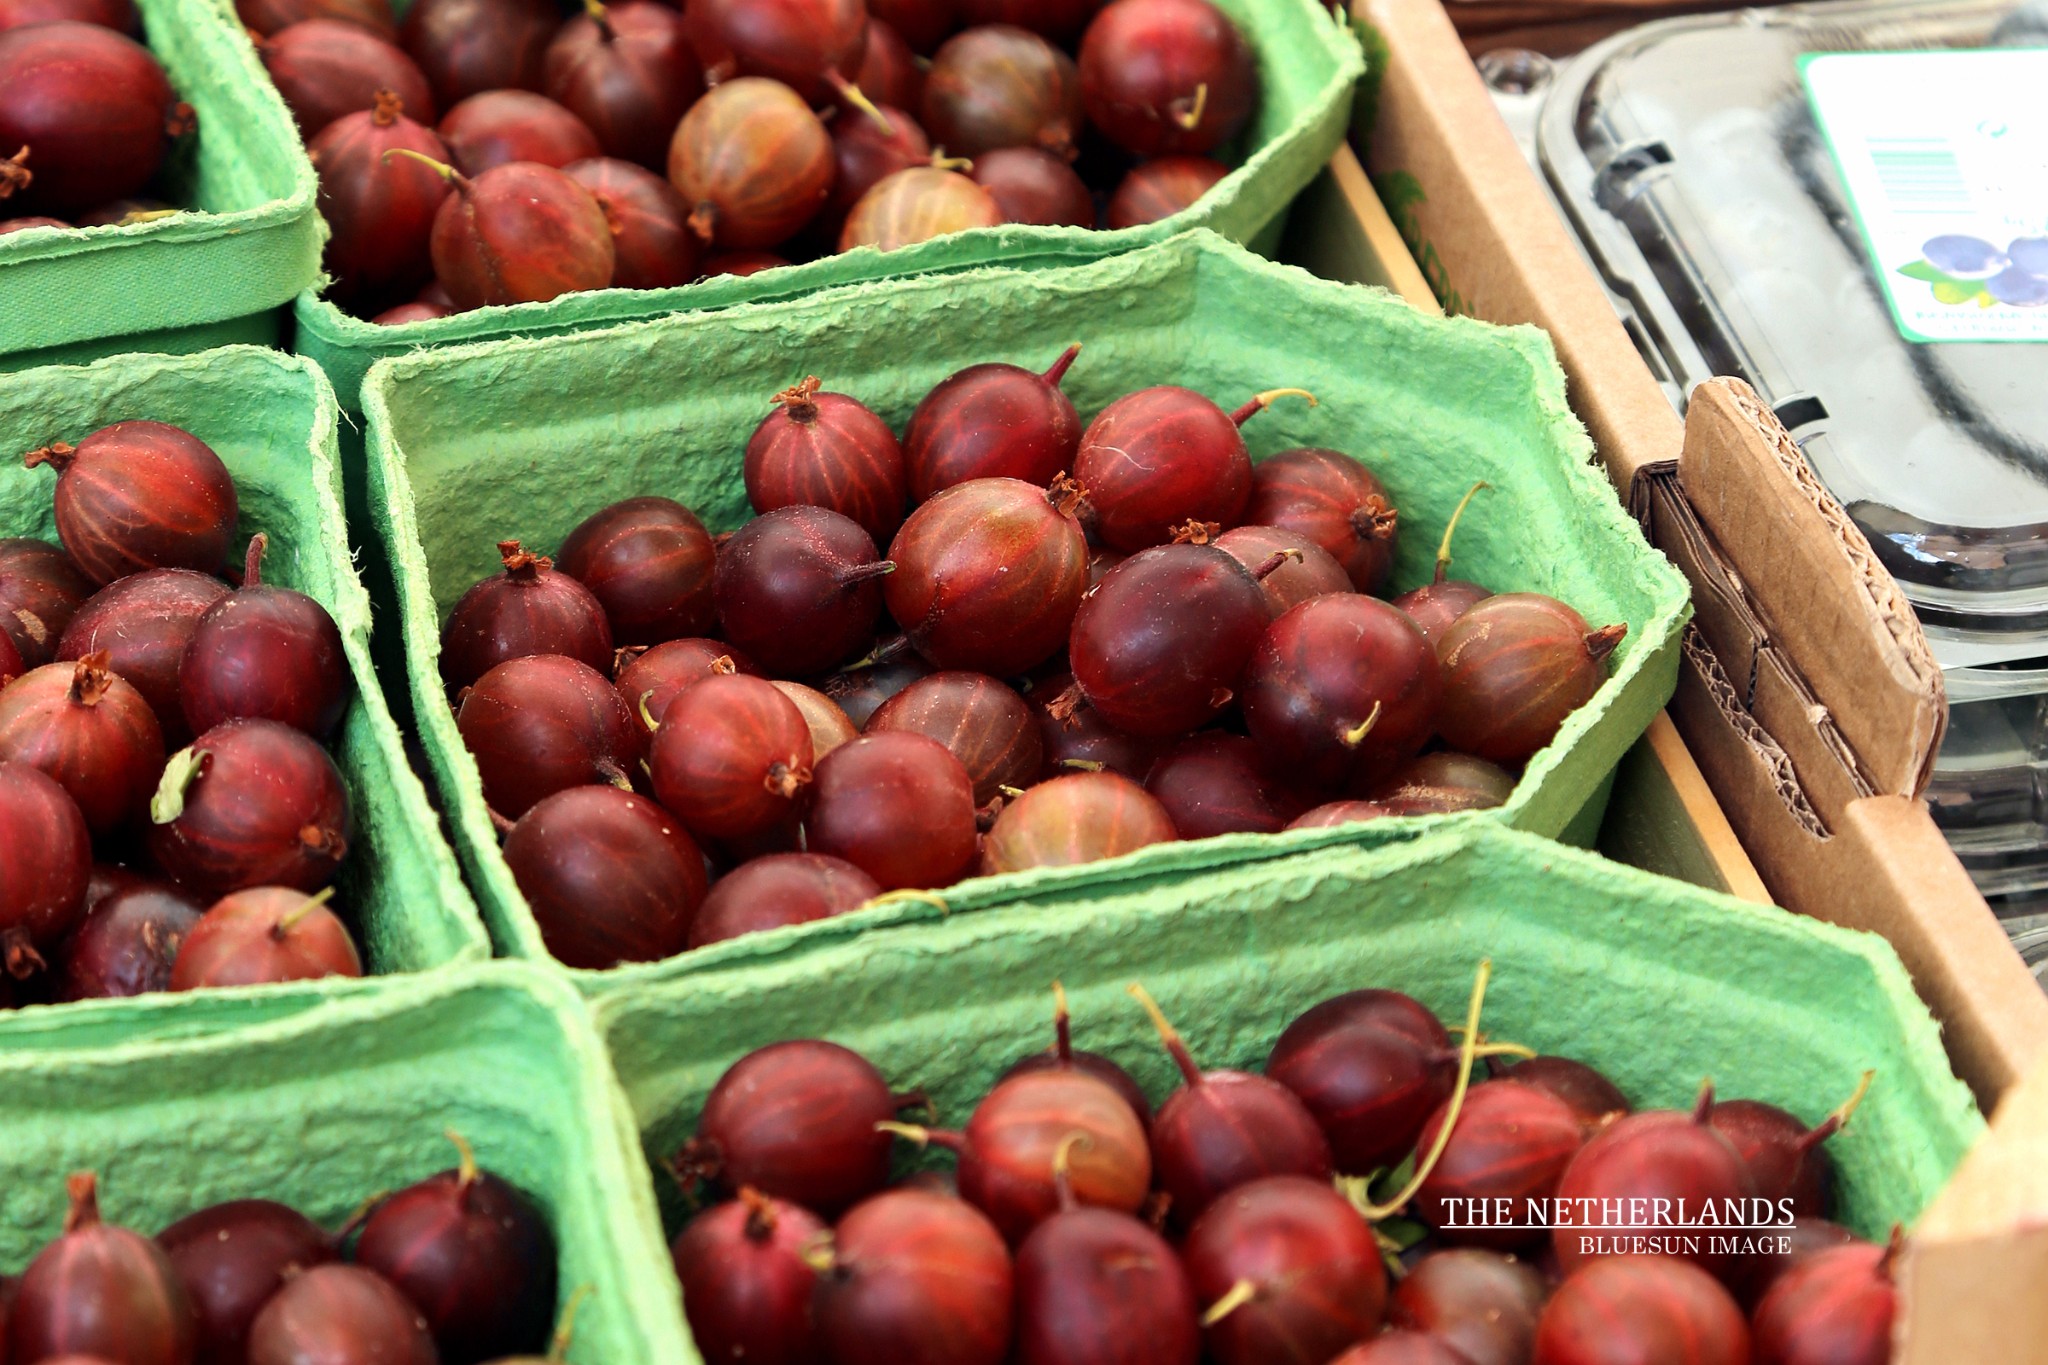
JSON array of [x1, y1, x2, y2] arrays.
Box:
[[295, 0, 1364, 415], [0, 346, 485, 1001], [0, 0, 323, 366], [597, 823, 1980, 1254], [0, 963, 692, 1364], [361, 231, 1692, 990]]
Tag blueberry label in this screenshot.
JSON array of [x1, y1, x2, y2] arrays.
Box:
[[1802, 51, 2048, 343]]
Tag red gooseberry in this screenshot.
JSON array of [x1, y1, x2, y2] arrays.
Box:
[[23, 420, 237, 587], [0, 652, 164, 836], [902, 345, 1083, 500], [649, 672, 813, 842], [668, 77, 833, 250], [980, 769, 1177, 875], [454, 653, 642, 820], [1077, 0, 1257, 158], [672, 1189, 826, 1365], [1532, 1255, 1750, 1365], [440, 538, 613, 690], [502, 785, 706, 968], [807, 732, 979, 890], [147, 719, 352, 898], [744, 376, 909, 546], [687, 852, 880, 949], [1435, 594, 1627, 767], [555, 496, 716, 648], [169, 885, 364, 989], [1244, 447, 1399, 594]]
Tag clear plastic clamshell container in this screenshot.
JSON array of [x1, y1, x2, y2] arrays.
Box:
[[1530, 0, 2048, 944]]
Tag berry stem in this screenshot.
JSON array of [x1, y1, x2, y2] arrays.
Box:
[[1800, 1069, 1876, 1153], [1584, 623, 1628, 663], [1435, 481, 1488, 584], [0, 145, 29, 200], [1251, 548, 1304, 581], [382, 147, 472, 193], [774, 376, 823, 423], [64, 1171, 101, 1233], [583, 0, 612, 37], [1340, 701, 1383, 748], [68, 651, 114, 708], [1201, 1278, 1258, 1327], [1691, 1079, 1716, 1123], [446, 1128, 480, 1204], [22, 440, 77, 472], [1357, 959, 1495, 1219], [1128, 982, 1204, 1087], [2, 925, 45, 980], [1229, 389, 1319, 427], [738, 1186, 778, 1241], [1049, 1131, 1089, 1213], [244, 532, 270, 588], [1173, 82, 1210, 131], [825, 71, 894, 135], [370, 87, 404, 127], [1051, 980, 1072, 1063], [498, 539, 550, 580], [836, 560, 898, 587], [873, 1120, 967, 1153], [273, 885, 337, 938], [150, 744, 211, 824], [547, 1284, 595, 1362], [1042, 343, 1082, 389]]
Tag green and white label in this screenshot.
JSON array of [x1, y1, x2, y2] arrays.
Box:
[[1802, 50, 2048, 343]]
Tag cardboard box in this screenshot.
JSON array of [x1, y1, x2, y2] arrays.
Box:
[[1330, 1, 2048, 1349], [1344, 0, 2048, 1113]]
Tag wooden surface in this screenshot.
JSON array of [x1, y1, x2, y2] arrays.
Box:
[[1286, 151, 1771, 904]]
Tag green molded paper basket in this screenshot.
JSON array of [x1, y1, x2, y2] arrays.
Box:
[[0, 964, 693, 1364], [295, 0, 1364, 414], [0, 0, 323, 365], [594, 823, 1981, 1339], [0, 346, 487, 1001], [360, 231, 1692, 990]]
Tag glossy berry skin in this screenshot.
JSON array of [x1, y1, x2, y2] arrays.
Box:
[[0, 22, 184, 217], [1412, 1080, 1587, 1250], [922, 25, 1083, 159], [775, 680, 858, 761], [668, 77, 833, 251], [170, 886, 364, 989], [399, 0, 557, 109], [247, 1263, 437, 1365], [503, 785, 706, 968], [857, 21, 924, 110], [543, 0, 703, 169], [1067, 543, 1270, 736], [0, 654, 164, 835], [715, 506, 893, 678], [436, 89, 600, 175], [686, 0, 865, 104], [972, 146, 1094, 226], [1331, 1334, 1473, 1365], [1242, 594, 1442, 794], [1015, 1206, 1199, 1365], [1533, 1256, 1750, 1365], [148, 719, 352, 898], [814, 1189, 1015, 1365], [1245, 449, 1399, 595], [1181, 1176, 1387, 1365], [958, 0, 1102, 44], [867, 671, 1042, 807], [440, 539, 613, 690], [886, 477, 1089, 677], [1389, 1249, 1547, 1365], [9, 1173, 197, 1365], [0, 0, 138, 32], [1107, 155, 1228, 228], [556, 496, 716, 648], [1078, 0, 1257, 158], [310, 89, 451, 309], [871, 0, 955, 52], [1705, 1098, 1834, 1219], [1552, 1100, 1759, 1281], [0, 761, 92, 976], [1369, 752, 1516, 816], [999, 1049, 1152, 1135], [808, 732, 979, 890], [672, 1192, 826, 1365], [1436, 594, 1626, 767], [744, 379, 909, 546], [1151, 1066, 1332, 1226], [1214, 524, 1350, 618], [1750, 1241, 1893, 1365], [0, 537, 94, 668], [1029, 671, 1163, 782], [902, 348, 1083, 501], [1286, 800, 1393, 829], [980, 770, 1177, 875], [181, 537, 350, 740], [1264, 988, 1455, 1175], [429, 158, 617, 309], [826, 645, 935, 728], [1074, 388, 1253, 551], [159, 1199, 338, 1365], [455, 654, 642, 821], [954, 1069, 1153, 1244], [615, 638, 751, 737], [680, 1040, 898, 1216], [58, 872, 204, 1001], [1144, 731, 1309, 838], [57, 570, 228, 747], [236, 0, 392, 38], [839, 164, 1002, 252], [688, 852, 880, 949], [259, 18, 435, 138], [823, 102, 931, 229], [353, 1149, 556, 1362], [649, 673, 813, 842], [1733, 1218, 1860, 1310], [25, 421, 238, 587], [563, 157, 702, 290], [1391, 579, 1491, 646], [1493, 1055, 1630, 1130]]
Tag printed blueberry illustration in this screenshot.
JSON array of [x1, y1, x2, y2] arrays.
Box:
[[2008, 236, 2048, 280], [1921, 234, 2008, 277], [1986, 265, 2048, 307]]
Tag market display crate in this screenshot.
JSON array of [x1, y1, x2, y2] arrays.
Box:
[[0, 0, 324, 368], [1339, 0, 2048, 1121], [595, 822, 1982, 1260], [0, 963, 692, 1364], [291, 0, 1364, 414], [360, 229, 1691, 989], [0, 346, 487, 1004]]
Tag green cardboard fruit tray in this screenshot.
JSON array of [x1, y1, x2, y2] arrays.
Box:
[[0, 963, 693, 1364], [360, 230, 1693, 990], [294, 0, 1364, 414], [594, 823, 1981, 1361], [0, 0, 323, 366], [0, 346, 487, 1005]]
